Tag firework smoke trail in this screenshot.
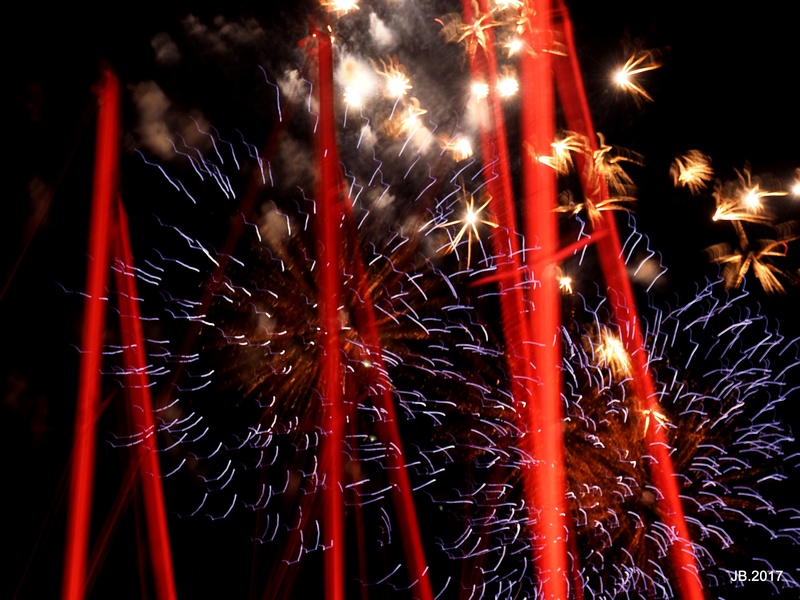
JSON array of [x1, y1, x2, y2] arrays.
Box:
[[67, 1, 798, 599]]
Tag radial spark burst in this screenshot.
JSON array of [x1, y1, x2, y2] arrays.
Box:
[[711, 167, 786, 224], [613, 50, 661, 103], [426, 187, 499, 269]]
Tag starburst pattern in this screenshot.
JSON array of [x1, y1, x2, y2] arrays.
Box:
[[613, 50, 661, 103], [428, 188, 499, 268]]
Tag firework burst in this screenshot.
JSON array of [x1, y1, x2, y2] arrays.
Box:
[[22, 2, 798, 600]]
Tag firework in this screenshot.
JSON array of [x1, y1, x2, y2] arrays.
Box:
[[426, 187, 499, 268], [24, 1, 797, 600], [671, 150, 714, 195], [705, 166, 798, 293], [612, 50, 661, 103], [133, 79, 519, 598], [560, 276, 800, 598], [707, 220, 798, 293]]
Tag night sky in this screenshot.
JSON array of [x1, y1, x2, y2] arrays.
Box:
[[5, 1, 799, 599]]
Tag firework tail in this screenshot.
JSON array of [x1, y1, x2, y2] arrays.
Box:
[[311, 27, 347, 600], [112, 197, 177, 600], [520, 2, 572, 598], [340, 191, 435, 599], [62, 66, 119, 600], [459, 1, 574, 597], [310, 26, 435, 599], [552, 2, 704, 598], [462, 0, 534, 581], [63, 67, 177, 600]]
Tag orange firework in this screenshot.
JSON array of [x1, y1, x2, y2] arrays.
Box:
[[707, 221, 798, 293], [613, 50, 661, 102], [671, 150, 714, 195]]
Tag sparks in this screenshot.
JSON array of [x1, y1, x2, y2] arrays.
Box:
[[439, 12, 501, 57], [433, 189, 499, 268], [613, 51, 661, 103], [707, 221, 798, 293], [641, 409, 670, 437], [471, 81, 490, 99], [592, 132, 643, 196], [374, 57, 412, 99], [711, 168, 785, 223], [496, 74, 519, 98], [596, 329, 632, 379], [504, 37, 524, 57], [443, 136, 474, 161], [558, 275, 574, 295], [670, 150, 714, 195], [535, 133, 585, 174], [322, 0, 359, 15]]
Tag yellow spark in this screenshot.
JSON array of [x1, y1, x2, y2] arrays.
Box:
[[744, 188, 763, 210], [382, 96, 428, 139], [343, 86, 363, 107], [438, 12, 501, 57], [670, 150, 714, 195], [534, 133, 585, 174], [642, 409, 670, 436], [401, 97, 427, 131], [442, 136, 474, 161], [707, 221, 798, 294], [497, 75, 519, 97], [434, 190, 499, 268], [613, 51, 661, 102], [792, 170, 800, 196], [592, 132, 643, 196], [374, 57, 412, 98], [711, 167, 785, 224], [558, 275, 574, 295], [471, 81, 490, 99], [596, 329, 632, 379], [322, 0, 359, 15], [386, 74, 411, 98], [555, 190, 636, 225], [505, 37, 524, 57], [712, 197, 771, 224]]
